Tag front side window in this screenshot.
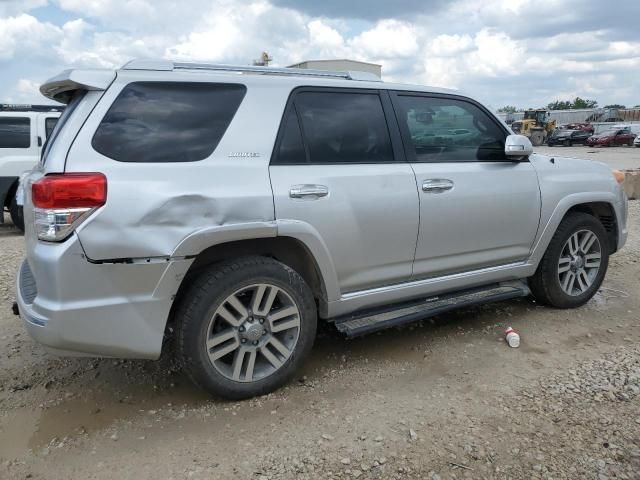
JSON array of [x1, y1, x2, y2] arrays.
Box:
[[0, 117, 30, 148], [92, 82, 246, 163], [394, 95, 507, 162], [289, 91, 394, 164]]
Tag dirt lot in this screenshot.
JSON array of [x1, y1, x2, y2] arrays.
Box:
[[1, 200, 639, 479], [535, 144, 640, 170]]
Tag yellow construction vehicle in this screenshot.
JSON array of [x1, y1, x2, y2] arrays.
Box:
[[510, 109, 556, 146]]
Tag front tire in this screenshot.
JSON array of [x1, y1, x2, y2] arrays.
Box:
[[528, 213, 609, 308], [175, 256, 317, 400]]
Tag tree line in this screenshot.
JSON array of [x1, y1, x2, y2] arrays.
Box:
[[498, 98, 638, 113]]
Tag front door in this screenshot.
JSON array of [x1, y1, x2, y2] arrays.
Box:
[[269, 89, 419, 293], [391, 92, 541, 279]]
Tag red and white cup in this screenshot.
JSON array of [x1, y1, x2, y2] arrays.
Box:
[[505, 327, 520, 348]]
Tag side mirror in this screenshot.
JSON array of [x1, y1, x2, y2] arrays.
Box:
[[505, 134, 533, 160]]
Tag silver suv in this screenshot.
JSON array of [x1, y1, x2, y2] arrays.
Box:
[[16, 60, 628, 399]]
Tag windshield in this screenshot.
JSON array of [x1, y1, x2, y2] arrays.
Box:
[[41, 90, 85, 164]]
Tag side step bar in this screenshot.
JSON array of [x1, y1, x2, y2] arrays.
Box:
[[334, 282, 529, 338]]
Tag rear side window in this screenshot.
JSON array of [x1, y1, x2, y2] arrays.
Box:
[[92, 82, 246, 163], [274, 91, 394, 165], [0, 117, 30, 148]]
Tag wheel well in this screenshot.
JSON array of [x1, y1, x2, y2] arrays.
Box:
[[179, 237, 327, 303], [162, 237, 327, 350], [565, 202, 618, 253]]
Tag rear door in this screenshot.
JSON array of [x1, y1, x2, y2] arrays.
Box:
[[391, 92, 541, 279], [269, 88, 419, 293]]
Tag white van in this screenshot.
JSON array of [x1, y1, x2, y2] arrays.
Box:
[[1, 104, 63, 230]]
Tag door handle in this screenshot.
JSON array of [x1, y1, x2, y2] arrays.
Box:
[[289, 184, 329, 199], [422, 179, 454, 193]]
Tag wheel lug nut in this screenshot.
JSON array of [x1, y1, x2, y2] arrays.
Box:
[[239, 326, 245, 332], [241, 338, 246, 344], [259, 318, 264, 324], [253, 341, 258, 345]]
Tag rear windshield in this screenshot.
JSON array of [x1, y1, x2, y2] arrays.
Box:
[[92, 82, 246, 163], [0, 117, 30, 148], [42, 91, 82, 163]]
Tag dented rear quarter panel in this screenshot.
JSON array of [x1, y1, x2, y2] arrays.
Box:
[[66, 70, 288, 260]]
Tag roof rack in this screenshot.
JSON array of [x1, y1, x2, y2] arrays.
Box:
[[121, 59, 382, 82], [1, 103, 65, 113]]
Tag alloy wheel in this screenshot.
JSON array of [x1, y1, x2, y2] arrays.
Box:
[[557, 229, 602, 296], [204, 283, 301, 382]]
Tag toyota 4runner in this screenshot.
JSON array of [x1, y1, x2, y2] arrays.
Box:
[[15, 60, 628, 399]]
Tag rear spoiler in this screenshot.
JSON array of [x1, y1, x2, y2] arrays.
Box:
[[40, 69, 116, 104]]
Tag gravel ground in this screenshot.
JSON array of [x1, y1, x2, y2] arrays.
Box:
[[0, 202, 639, 480]]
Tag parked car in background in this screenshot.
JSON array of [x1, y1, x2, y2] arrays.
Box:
[[16, 59, 628, 400], [586, 128, 636, 147], [1, 104, 62, 231], [547, 129, 591, 146], [558, 123, 594, 134], [635, 135, 640, 147]]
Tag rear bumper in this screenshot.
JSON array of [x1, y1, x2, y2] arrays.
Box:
[[16, 235, 193, 359]]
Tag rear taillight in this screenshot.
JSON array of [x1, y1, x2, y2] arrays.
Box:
[[32, 173, 107, 242]]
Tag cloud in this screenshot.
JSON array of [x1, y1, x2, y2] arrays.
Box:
[[0, 14, 60, 60], [349, 20, 418, 59], [0, 0, 47, 17], [1, 0, 639, 109]]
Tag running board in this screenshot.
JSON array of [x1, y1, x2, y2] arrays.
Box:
[[334, 283, 529, 338]]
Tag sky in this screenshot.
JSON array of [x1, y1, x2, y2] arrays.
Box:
[[1, 0, 639, 110]]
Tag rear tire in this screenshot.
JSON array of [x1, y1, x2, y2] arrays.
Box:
[[528, 213, 609, 308], [175, 256, 317, 400], [9, 197, 24, 233]]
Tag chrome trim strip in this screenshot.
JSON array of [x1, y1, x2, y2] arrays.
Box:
[[341, 262, 528, 300]]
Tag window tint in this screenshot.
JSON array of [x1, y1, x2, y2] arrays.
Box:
[[394, 95, 506, 162], [45, 117, 58, 138], [274, 106, 306, 164], [293, 91, 394, 164], [92, 82, 246, 163], [42, 90, 85, 164], [0, 117, 30, 148]]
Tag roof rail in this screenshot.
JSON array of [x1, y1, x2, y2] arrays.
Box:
[[1, 103, 65, 112], [121, 59, 382, 82]]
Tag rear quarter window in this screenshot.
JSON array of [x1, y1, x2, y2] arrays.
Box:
[[92, 82, 246, 163], [0, 117, 30, 148]]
